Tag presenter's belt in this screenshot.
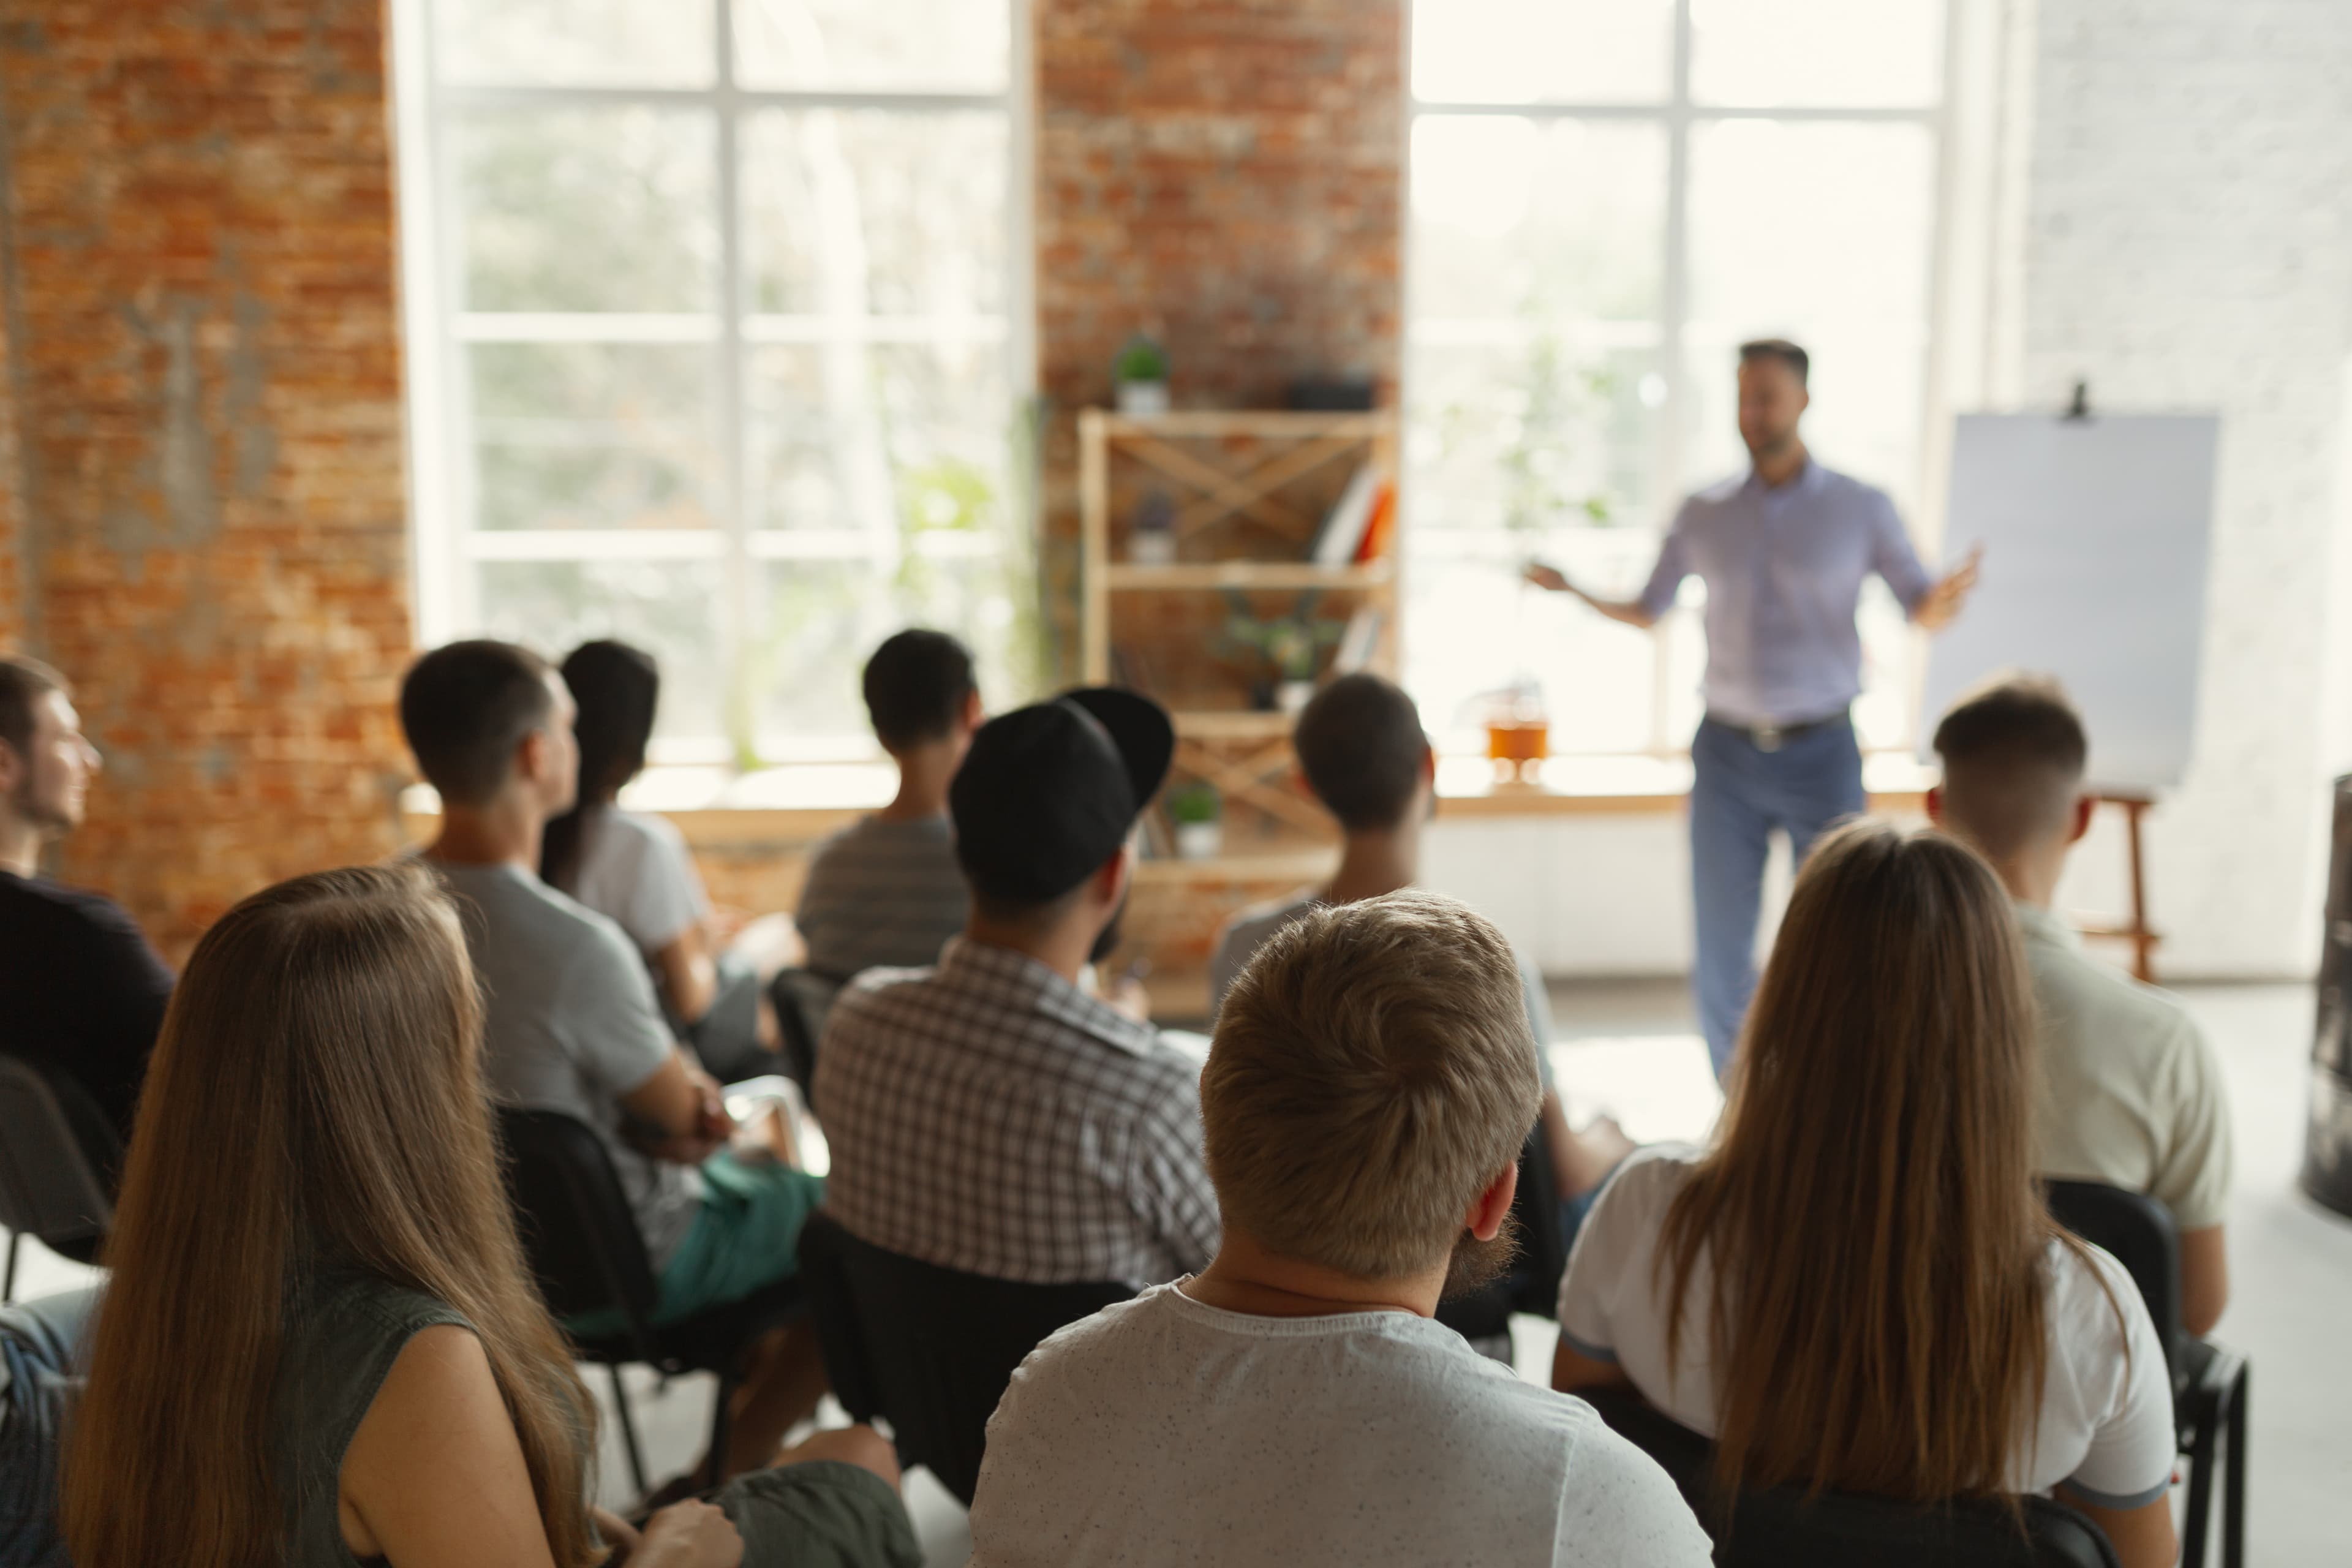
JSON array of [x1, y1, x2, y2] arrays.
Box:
[[1703, 709, 1849, 754]]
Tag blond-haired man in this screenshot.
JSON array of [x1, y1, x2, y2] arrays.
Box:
[[968, 891, 1711, 1567]]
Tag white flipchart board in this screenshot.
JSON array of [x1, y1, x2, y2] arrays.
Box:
[[1918, 413, 2220, 793]]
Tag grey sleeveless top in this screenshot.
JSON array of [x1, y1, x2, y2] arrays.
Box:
[[274, 1272, 473, 1566]]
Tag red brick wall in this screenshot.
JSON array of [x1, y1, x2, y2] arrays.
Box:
[[0, 1, 411, 961], [0, 282, 24, 650], [1033, 0, 1403, 982], [1033, 0, 1404, 657]]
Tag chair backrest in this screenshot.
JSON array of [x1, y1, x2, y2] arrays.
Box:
[[494, 1106, 661, 1349], [796, 1208, 1131, 1506], [0, 1052, 119, 1250], [1580, 1385, 2121, 1568], [1434, 1120, 1567, 1341], [2043, 1178, 2187, 1378], [766, 968, 839, 1104]]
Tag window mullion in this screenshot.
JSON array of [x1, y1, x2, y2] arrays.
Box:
[[715, 0, 757, 767], [1650, 0, 1697, 755]]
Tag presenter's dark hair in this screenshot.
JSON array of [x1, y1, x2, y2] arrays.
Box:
[[1294, 674, 1431, 832], [0, 654, 68, 761], [1738, 338, 1809, 385], [863, 628, 976, 752], [541, 639, 661, 893], [399, 639, 556, 807]]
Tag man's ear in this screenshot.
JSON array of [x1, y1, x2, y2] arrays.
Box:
[[1464, 1160, 1518, 1242], [1096, 838, 1134, 905], [513, 727, 549, 793], [1924, 783, 1945, 826], [2068, 791, 2096, 846], [1419, 742, 1438, 788], [961, 687, 985, 733], [0, 738, 21, 795]]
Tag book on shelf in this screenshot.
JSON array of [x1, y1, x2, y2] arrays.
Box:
[[1308, 467, 1382, 565], [1354, 481, 1397, 564], [1332, 606, 1387, 674]]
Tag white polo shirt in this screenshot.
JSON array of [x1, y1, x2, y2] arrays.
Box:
[[2016, 901, 2233, 1232]]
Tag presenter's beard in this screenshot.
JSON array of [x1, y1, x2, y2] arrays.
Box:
[[1439, 1212, 1523, 1302]]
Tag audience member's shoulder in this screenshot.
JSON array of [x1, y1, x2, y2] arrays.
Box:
[[0, 871, 148, 943], [605, 805, 689, 858], [439, 860, 636, 962], [829, 961, 942, 1019], [1604, 1141, 1703, 1201], [2042, 932, 2204, 1046]]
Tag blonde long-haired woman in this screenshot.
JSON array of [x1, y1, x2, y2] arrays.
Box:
[[61, 862, 919, 1568], [1553, 821, 2177, 1568]]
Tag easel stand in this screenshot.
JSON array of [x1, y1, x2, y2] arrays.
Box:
[[2076, 792, 2159, 982]]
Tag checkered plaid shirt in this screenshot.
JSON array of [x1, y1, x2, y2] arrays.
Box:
[[814, 937, 1221, 1286]]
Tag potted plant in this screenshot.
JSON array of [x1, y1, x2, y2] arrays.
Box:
[[1114, 334, 1170, 415], [1221, 592, 1344, 713], [1167, 781, 1223, 860], [1128, 488, 1177, 565]]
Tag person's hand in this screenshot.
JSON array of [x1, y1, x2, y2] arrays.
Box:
[[686, 1064, 735, 1145], [635, 1499, 743, 1568], [1912, 545, 1983, 631], [590, 1506, 643, 1564], [1106, 973, 1152, 1023], [1522, 560, 1572, 594]]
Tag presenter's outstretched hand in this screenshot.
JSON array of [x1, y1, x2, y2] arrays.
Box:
[[1911, 545, 1984, 632], [1523, 560, 1659, 630], [1523, 561, 1572, 594]]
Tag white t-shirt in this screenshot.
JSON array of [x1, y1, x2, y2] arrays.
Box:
[[970, 1281, 1714, 1567], [1556, 1147, 2175, 1509], [569, 807, 710, 955]]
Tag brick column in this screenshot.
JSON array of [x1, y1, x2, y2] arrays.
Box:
[[0, 1, 412, 960]]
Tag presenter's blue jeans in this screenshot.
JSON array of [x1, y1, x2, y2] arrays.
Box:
[[1690, 714, 1867, 1077]]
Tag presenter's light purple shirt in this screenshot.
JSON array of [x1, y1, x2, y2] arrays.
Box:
[[1638, 460, 1932, 728]]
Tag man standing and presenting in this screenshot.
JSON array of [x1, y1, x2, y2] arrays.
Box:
[[1528, 339, 1979, 1075]]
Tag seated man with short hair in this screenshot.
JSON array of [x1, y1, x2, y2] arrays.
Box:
[[401, 639, 827, 1481], [816, 687, 1219, 1286], [970, 891, 1713, 1567], [795, 629, 981, 989], [1929, 673, 2233, 1335], [0, 655, 173, 1156], [1211, 673, 1631, 1242]]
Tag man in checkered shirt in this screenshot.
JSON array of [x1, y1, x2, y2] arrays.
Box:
[[815, 687, 1219, 1286]]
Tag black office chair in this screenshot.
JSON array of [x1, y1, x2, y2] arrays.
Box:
[[796, 1208, 1131, 1505], [0, 1052, 121, 1302], [2045, 1178, 2248, 1568], [1580, 1384, 2121, 1568], [496, 1106, 802, 1498], [1434, 1120, 1567, 1354], [765, 968, 839, 1107]]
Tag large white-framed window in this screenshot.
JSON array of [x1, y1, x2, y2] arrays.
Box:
[[394, 0, 1033, 767], [1406, 0, 1959, 757]]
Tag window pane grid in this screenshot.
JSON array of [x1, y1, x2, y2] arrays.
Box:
[[1407, 0, 1947, 757], [423, 0, 1015, 760]]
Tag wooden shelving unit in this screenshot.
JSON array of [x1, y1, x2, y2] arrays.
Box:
[[1077, 407, 1402, 861]]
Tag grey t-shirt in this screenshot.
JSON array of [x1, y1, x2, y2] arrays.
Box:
[[796, 813, 970, 982], [430, 860, 703, 1267], [970, 1283, 1714, 1567], [1211, 892, 1556, 1084]]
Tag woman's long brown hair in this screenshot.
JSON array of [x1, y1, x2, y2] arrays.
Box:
[[1657, 820, 2117, 1504], [61, 862, 604, 1567]]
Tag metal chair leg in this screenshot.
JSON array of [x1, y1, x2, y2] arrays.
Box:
[[3, 1230, 18, 1305], [608, 1363, 649, 1501], [2180, 1396, 2218, 1568], [704, 1369, 738, 1492], [2222, 1366, 2247, 1568]]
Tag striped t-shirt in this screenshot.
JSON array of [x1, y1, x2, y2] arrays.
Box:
[[796, 813, 970, 984]]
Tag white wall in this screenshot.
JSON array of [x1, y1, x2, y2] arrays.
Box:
[[2016, 0, 2352, 978]]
